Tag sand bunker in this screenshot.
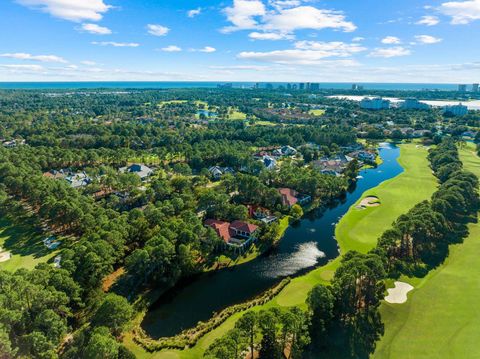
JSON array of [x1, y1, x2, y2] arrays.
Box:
[[356, 196, 381, 209], [385, 281, 414, 304], [0, 248, 11, 263]]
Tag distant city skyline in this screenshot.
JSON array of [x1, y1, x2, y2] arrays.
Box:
[[1, 0, 480, 82]]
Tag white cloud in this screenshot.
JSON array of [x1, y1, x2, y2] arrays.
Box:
[[160, 45, 182, 52], [238, 43, 365, 65], [439, 0, 480, 24], [263, 6, 356, 33], [199, 46, 217, 53], [414, 35, 443, 44], [416, 15, 440, 26], [294, 41, 366, 55], [16, 0, 111, 22], [381, 36, 401, 44], [352, 37, 365, 42], [222, 1, 356, 36], [81, 60, 97, 66], [369, 46, 411, 58], [0, 52, 67, 63], [209, 65, 269, 71], [80, 23, 112, 34], [147, 24, 170, 36], [238, 49, 360, 65], [269, 0, 301, 10], [248, 31, 293, 40], [223, 0, 266, 32], [91, 41, 139, 47], [0, 64, 45, 72], [187, 8, 202, 17]]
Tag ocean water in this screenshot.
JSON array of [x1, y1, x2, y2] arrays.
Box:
[[0, 81, 460, 91]]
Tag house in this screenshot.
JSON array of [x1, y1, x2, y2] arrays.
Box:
[[248, 205, 278, 224], [273, 145, 297, 157], [230, 220, 259, 239], [43, 169, 69, 180], [119, 163, 153, 180], [262, 155, 277, 170], [65, 172, 91, 188], [204, 219, 259, 251], [208, 166, 234, 180], [356, 151, 376, 163], [278, 188, 311, 207], [2, 139, 25, 148], [204, 219, 232, 243]]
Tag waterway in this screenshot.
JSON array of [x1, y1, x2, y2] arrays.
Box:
[[141, 143, 402, 338]]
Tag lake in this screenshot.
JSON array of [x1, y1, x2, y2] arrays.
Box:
[[141, 143, 402, 338]]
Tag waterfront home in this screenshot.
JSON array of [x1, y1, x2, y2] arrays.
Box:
[[204, 219, 259, 252], [278, 188, 311, 207], [248, 205, 278, 224], [119, 163, 153, 180]]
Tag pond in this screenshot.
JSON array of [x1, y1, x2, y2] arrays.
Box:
[[141, 143, 402, 338]]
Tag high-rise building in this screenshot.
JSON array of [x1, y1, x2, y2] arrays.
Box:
[[443, 103, 468, 116], [292, 84, 298, 90], [400, 98, 431, 110], [473, 83, 479, 93], [360, 97, 390, 110], [458, 84, 467, 92], [299, 83, 305, 90], [352, 84, 358, 90], [310, 83, 320, 91], [286, 83, 292, 90]]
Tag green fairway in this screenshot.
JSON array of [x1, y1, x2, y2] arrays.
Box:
[[336, 143, 437, 254], [374, 144, 480, 359], [124, 143, 437, 358], [0, 217, 59, 271]]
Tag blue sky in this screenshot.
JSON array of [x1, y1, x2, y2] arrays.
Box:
[[0, 0, 479, 82]]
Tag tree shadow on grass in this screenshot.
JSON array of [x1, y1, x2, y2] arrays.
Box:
[[0, 217, 52, 260]]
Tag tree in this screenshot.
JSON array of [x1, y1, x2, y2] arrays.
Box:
[[235, 311, 258, 359], [84, 327, 120, 359], [290, 204, 303, 221], [92, 294, 133, 336], [306, 284, 334, 340]]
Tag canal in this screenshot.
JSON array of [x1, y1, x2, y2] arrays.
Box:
[[141, 143, 402, 338]]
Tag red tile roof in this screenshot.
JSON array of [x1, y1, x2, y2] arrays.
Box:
[[278, 188, 298, 207], [230, 220, 258, 234], [204, 219, 232, 243]]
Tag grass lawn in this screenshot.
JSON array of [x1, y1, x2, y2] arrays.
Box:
[[0, 216, 59, 271], [374, 143, 480, 359], [124, 144, 437, 358], [336, 143, 437, 254], [308, 109, 326, 116]]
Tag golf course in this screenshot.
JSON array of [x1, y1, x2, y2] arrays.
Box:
[[125, 143, 439, 358], [374, 143, 480, 359]]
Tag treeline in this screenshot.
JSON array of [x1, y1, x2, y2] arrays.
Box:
[[205, 139, 479, 359]]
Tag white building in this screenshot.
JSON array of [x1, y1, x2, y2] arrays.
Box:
[[443, 103, 468, 116], [400, 98, 430, 110], [360, 97, 390, 110]]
